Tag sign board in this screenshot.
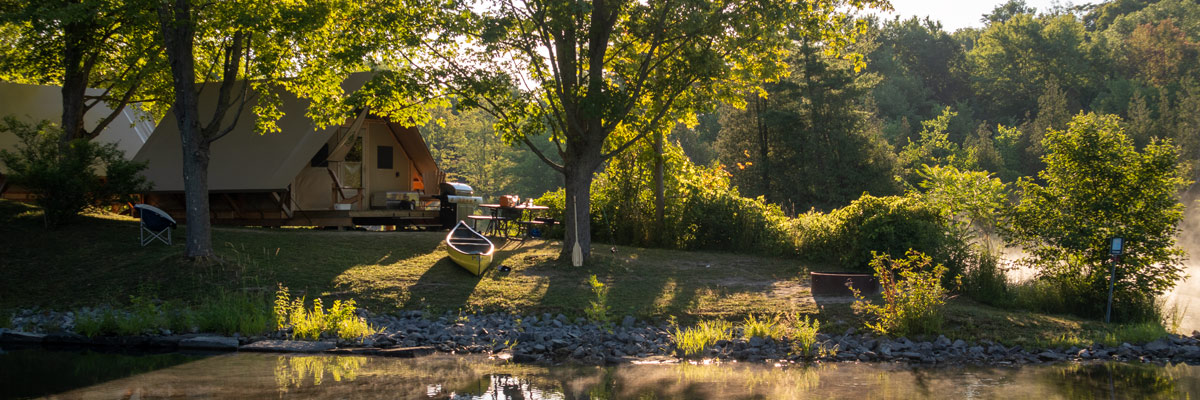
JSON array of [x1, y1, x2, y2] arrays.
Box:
[[1109, 237, 1124, 256]]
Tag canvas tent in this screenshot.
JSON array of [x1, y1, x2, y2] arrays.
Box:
[[0, 81, 154, 200], [134, 73, 446, 227]]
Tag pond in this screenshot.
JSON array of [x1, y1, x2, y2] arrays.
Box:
[[3, 347, 1200, 399]]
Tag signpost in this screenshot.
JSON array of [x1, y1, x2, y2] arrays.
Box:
[[1105, 237, 1124, 323]]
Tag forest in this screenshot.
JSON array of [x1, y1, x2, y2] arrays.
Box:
[[423, 0, 1200, 322]]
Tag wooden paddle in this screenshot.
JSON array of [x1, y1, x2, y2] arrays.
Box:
[[572, 195, 583, 267]]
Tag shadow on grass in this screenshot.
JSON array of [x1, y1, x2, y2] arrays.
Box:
[[401, 256, 485, 311]]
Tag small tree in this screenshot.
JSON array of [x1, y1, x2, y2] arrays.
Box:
[[0, 117, 148, 227], [1006, 113, 1188, 321]]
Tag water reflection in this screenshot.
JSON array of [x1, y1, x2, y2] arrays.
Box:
[[29, 352, 1200, 399], [0, 347, 204, 399]]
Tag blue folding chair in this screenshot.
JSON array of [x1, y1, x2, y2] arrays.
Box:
[[134, 204, 177, 246]]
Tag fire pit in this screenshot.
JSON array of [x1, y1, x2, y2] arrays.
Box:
[[809, 272, 878, 296]]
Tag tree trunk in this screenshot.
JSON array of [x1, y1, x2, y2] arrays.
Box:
[[562, 152, 600, 261], [158, 0, 214, 258], [60, 20, 91, 143], [755, 95, 770, 200], [652, 127, 665, 245]]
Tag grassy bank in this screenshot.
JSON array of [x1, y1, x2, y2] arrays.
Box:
[[0, 200, 1172, 347]]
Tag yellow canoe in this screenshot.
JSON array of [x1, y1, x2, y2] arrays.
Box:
[[446, 220, 495, 275]]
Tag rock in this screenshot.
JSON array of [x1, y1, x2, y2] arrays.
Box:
[[43, 332, 89, 345], [951, 339, 967, 348], [378, 346, 435, 358], [934, 336, 951, 348], [748, 337, 765, 348], [147, 335, 188, 348], [240, 340, 336, 353], [179, 336, 239, 351], [1145, 339, 1171, 353], [1037, 351, 1062, 361], [899, 351, 923, 359], [0, 330, 45, 344], [622, 316, 636, 328]]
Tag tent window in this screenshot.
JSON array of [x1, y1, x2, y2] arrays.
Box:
[[310, 144, 329, 167], [377, 146, 393, 169]]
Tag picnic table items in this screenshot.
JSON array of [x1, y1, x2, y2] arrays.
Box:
[[134, 204, 177, 246], [474, 200, 552, 238]]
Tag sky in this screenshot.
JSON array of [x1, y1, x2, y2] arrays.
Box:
[[874, 0, 1067, 31]]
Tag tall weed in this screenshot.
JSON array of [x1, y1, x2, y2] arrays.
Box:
[[853, 251, 950, 336], [275, 285, 375, 341], [742, 314, 784, 340], [584, 275, 612, 326], [674, 320, 733, 357], [787, 314, 821, 358]]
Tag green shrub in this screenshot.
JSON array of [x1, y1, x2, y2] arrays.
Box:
[[1005, 113, 1188, 322], [532, 142, 796, 255], [274, 285, 376, 341], [742, 314, 784, 340], [673, 320, 733, 357], [584, 275, 612, 326], [959, 251, 1011, 307], [0, 117, 148, 227], [852, 251, 950, 336], [194, 290, 273, 336], [787, 314, 821, 358], [796, 194, 963, 271]]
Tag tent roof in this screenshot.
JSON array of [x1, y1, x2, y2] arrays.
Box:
[[0, 81, 154, 173], [133, 73, 439, 193]]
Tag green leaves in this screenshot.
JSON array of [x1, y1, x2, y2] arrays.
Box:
[[1007, 112, 1188, 319]]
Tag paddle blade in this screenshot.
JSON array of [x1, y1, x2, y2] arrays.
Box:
[[572, 241, 583, 267]]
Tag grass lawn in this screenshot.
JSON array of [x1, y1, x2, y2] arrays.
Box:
[[0, 200, 1170, 346]]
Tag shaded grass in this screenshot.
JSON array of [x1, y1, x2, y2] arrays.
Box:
[[0, 200, 1178, 346], [0, 200, 811, 323]]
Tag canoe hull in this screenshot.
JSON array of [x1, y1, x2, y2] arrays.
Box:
[[445, 221, 495, 276], [447, 249, 493, 276]]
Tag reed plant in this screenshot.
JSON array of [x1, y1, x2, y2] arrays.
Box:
[[674, 320, 733, 357], [787, 314, 821, 358], [275, 284, 376, 341], [742, 314, 784, 340]]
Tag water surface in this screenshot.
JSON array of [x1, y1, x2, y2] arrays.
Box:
[[4, 349, 1200, 399]]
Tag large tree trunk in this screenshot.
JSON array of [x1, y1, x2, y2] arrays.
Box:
[[562, 149, 601, 261], [60, 18, 92, 143], [158, 0, 214, 258]]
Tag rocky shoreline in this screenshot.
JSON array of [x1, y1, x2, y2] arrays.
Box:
[[6, 309, 1200, 366]]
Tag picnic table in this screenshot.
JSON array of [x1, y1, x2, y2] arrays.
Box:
[[470, 203, 552, 238]]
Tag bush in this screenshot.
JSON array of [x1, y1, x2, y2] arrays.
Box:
[[852, 251, 950, 336], [1006, 113, 1188, 321], [532, 142, 796, 255], [0, 117, 149, 227], [796, 194, 963, 271]]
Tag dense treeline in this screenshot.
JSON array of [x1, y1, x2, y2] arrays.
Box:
[[425, 0, 1196, 322], [443, 0, 1198, 210]]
